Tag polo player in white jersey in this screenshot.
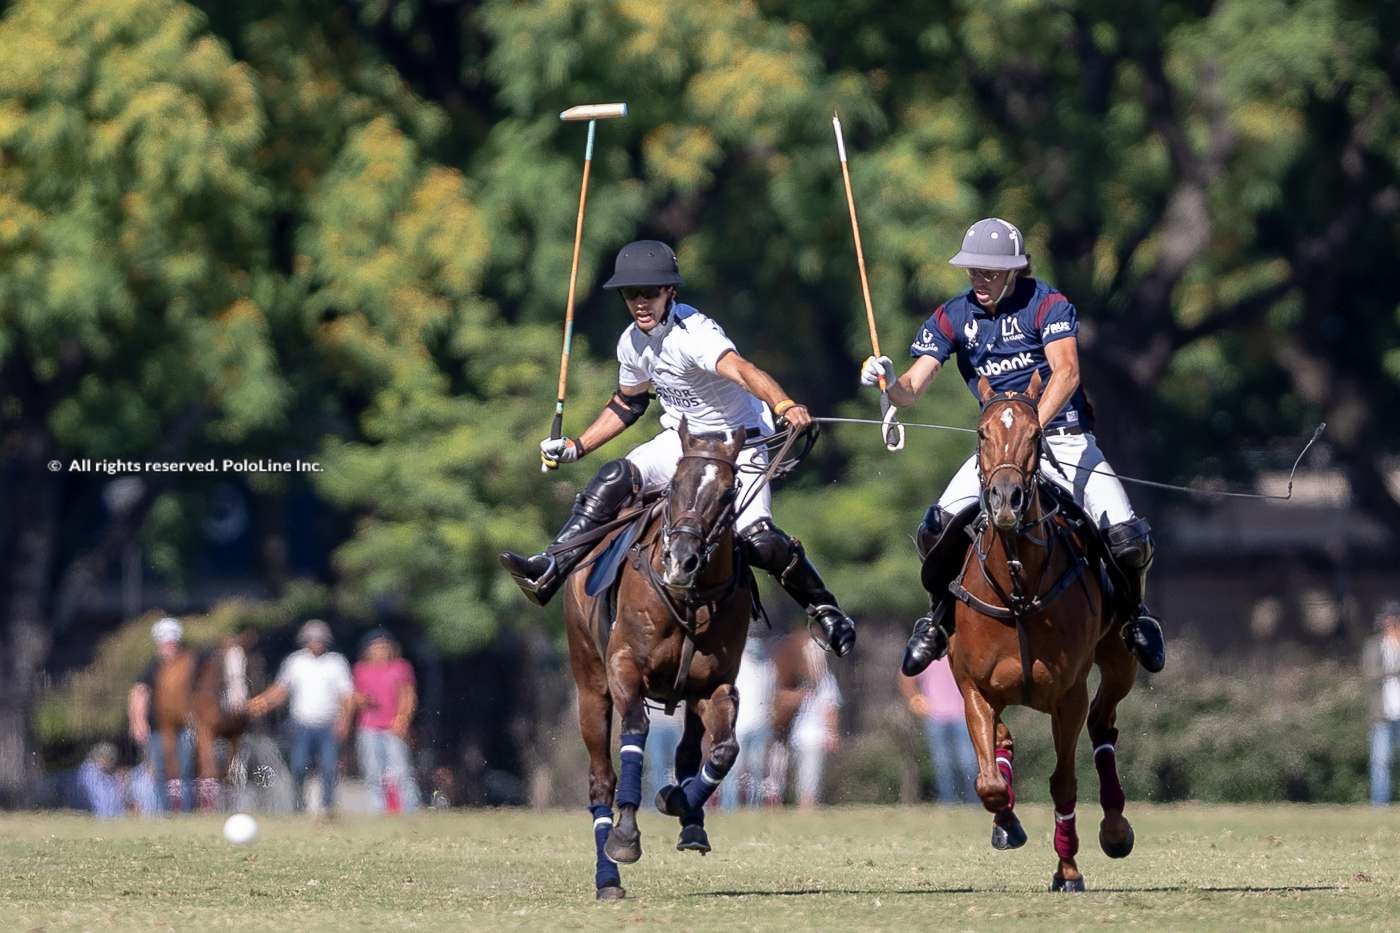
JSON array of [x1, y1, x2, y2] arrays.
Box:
[[500, 240, 857, 657]]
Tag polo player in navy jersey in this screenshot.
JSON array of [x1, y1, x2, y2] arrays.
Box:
[[860, 217, 1166, 677]]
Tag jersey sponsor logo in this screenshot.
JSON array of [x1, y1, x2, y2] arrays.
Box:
[[1000, 317, 1026, 341], [655, 383, 702, 409], [913, 327, 937, 351], [975, 351, 1035, 377], [1046, 320, 1071, 336]]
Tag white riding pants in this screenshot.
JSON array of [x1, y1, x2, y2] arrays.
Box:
[[936, 431, 1135, 528], [625, 428, 773, 531]]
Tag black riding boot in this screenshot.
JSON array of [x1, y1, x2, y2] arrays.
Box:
[[904, 505, 966, 677], [499, 459, 640, 607], [739, 520, 856, 657], [1105, 518, 1166, 673]]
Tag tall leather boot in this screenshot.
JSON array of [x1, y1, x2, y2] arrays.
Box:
[[1105, 518, 1166, 673], [739, 520, 855, 657], [499, 459, 640, 606]]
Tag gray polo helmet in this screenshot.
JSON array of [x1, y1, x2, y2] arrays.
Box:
[[949, 218, 1029, 270], [602, 240, 682, 289]]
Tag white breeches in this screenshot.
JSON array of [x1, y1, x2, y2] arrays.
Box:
[[625, 429, 773, 531], [936, 432, 1135, 528]]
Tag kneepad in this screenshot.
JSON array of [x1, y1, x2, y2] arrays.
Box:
[[915, 506, 956, 560], [1105, 517, 1155, 572], [577, 459, 642, 520], [738, 519, 800, 574]]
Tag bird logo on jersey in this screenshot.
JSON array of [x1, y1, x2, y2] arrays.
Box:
[[963, 320, 980, 348]]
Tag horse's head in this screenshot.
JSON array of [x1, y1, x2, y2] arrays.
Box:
[[661, 416, 743, 588], [976, 371, 1044, 532]]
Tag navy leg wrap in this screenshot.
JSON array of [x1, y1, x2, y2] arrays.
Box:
[[674, 761, 705, 827], [589, 804, 620, 889], [616, 732, 647, 809], [679, 761, 728, 813]]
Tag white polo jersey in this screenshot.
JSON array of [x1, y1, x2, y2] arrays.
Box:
[[616, 303, 766, 433]]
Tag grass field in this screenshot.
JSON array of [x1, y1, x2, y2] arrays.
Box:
[[2, 805, 1397, 931]]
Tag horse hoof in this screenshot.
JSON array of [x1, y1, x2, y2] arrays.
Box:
[[1050, 873, 1086, 893], [595, 885, 626, 901], [991, 813, 1028, 850], [654, 784, 687, 818], [1100, 821, 1135, 859], [603, 827, 642, 864], [676, 824, 711, 854]]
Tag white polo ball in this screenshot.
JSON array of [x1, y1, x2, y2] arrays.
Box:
[[223, 812, 258, 845]]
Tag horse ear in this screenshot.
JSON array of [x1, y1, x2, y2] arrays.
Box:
[[678, 415, 689, 447], [1026, 369, 1044, 400], [976, 376, 995, 402], [726, 429, 745, 462]]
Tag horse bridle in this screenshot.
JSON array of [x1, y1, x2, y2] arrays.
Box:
[[975, 392, 1043, 529], [661, 452, 740, 574]]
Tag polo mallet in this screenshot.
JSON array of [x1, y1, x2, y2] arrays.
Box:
[[543, 102, 629, 472], [833, 113, 904, 452]]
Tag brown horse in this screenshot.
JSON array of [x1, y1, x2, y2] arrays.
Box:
[[564, 417, 754, 900], [946, 372, 1137, 892], [152, 629, 258, 810]]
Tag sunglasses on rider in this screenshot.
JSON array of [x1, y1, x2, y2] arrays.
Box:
[[968, 269, 1004, 283], [621, 285, 665, 301]]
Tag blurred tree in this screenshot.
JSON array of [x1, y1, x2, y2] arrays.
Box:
[[0, 0, 279, 803]]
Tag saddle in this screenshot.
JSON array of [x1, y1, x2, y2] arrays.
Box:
[[921, 480, 1124, 628], [584, 499, 665, 660]]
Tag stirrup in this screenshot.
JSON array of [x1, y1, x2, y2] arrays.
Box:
[[1120, 611, 1165, 673], [499, 551, 559, 607]]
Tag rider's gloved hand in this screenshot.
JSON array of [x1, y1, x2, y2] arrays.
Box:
[[539, 436, 582, 470], [860, 355, 895, 388]]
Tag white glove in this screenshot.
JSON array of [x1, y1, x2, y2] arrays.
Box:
[[880, 393, 905, 452], [860, 355, 896, 388], [539, 436, 581, 470]]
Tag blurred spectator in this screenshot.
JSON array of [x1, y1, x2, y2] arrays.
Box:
[[429, 766, 456, 809], [349, 628, 421, 813], [722, 636, 775, 809], [788, 639, 841, 808], [644, 702, 686, 803], [900, 657, 977, 804], [248, 619, 353, 813], [77, 742, 124, 819], [126, 616, 196, 812], [1364, 600, 1400, 806]]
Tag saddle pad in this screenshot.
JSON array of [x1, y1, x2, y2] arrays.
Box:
[[585, 508, 651, 598]]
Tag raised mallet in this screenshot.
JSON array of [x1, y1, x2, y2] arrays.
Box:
[[833, 112, 904, 452], [544, 102, 629, 472]]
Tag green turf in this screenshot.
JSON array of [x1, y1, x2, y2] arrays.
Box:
[[1, 805, 1396, 931]]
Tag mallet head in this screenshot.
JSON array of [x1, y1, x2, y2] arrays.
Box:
[[560, 103, 628, 122]]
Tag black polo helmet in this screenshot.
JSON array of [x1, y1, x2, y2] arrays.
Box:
[[601, 240, 682, 289]]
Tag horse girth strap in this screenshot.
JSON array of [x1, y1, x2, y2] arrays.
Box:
[[949, 552, 1087, 623]]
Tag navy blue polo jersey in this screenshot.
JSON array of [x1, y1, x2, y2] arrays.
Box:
[[909, 277, 1094, 431]]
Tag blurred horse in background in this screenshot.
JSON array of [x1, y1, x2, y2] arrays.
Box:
[[152, 628, 259, 810]]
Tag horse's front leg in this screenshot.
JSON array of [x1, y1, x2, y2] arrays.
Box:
[[964, 687, 1027, 850], [1049, 681, 1089, 892], [658, 704, 712, 854], [565, 592, 623, 900], [657, 683, 739, 833], [603, 647, 649, 865], [194, 721, 220, 811], [159, 726, 184, 813]]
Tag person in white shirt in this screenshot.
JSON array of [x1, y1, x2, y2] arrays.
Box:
[[248, 619, 353, 812], [499, 240, 856, 656]]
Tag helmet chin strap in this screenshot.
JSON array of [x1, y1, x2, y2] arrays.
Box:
[[991, 270, 1019, 307]]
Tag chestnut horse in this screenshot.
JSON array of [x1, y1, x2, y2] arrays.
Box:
[[564, 418, 755, 900], [946, 372, 1136, 892], [152, 630, 257, 810]]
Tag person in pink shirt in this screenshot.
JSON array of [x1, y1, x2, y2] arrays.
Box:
[[349, 629, 420, 813], [899, 656, 977, 804]]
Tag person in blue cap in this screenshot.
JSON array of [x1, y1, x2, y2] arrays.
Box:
[[859, 218, 1166, 676], [500, 240, 857, 657]]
